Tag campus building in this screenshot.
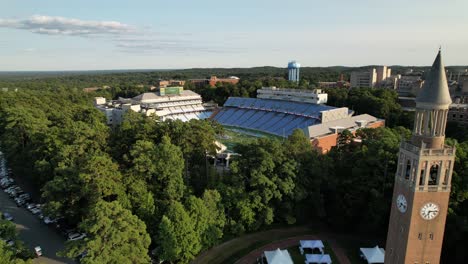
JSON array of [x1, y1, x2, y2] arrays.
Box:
[[157, 79, 186, 88], [448, 102, 468, 126], [94, 87, 213, 125], [350, 66, 393, 88], [350, 69, 377, 88], [189, 76, 240, 88]]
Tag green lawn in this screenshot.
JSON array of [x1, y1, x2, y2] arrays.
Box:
[[217, 127, 282, 151]]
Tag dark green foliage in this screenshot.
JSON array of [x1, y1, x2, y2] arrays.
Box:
[[61, 200, 151, 264], [0, 81, 467, 264], [221, 138, 297, 232], [157, 201, 201, 264], [324, 87, 408, 128], [0, 215, 33, 263]]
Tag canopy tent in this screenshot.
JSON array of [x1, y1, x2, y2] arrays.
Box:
[[305, 254, 332, 264], [359, 246, 385, 264], [300, 240, 325, 254], [264, 248, 293, 264]]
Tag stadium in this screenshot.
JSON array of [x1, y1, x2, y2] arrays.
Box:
[[212, 87, 384, 153]]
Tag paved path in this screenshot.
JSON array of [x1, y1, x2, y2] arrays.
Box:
[[192, 226, 352, 264], [1, 183, 73, 264]]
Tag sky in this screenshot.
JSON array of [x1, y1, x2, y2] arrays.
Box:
[[0, 0, 467, 71]]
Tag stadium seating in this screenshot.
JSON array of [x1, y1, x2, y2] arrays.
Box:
[[213, 97, 331, 137]]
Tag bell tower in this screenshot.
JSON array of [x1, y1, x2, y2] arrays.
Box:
[[385, 50, 455, 264]]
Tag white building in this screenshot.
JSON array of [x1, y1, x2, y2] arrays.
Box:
[[257, 87, 328, 104], [94, 87, 213, 125], [350, 69, 378, 88]]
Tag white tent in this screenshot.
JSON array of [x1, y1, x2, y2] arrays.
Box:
[[305, 254, 332, 264], [300, 240, 325, 254], [359, 246, 385, 264], [264, 248, 294, 264]]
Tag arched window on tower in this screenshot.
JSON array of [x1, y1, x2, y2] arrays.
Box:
[[419, 169, 425, 186], [405, 160, 411, 180], [443, 161, 451, 185], [429, 164, 439, 185]]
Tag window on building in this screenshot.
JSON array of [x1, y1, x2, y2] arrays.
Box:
[[429, 164, 439, 185], [418, 233, 423, 240], [429, 233, 434, 240], [405, 160, 411, 180], [453, 114, 456, 118], [444, 166, 450, 185], [419, 169, 425, 186]]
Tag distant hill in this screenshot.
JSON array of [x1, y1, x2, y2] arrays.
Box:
[[0, 65, 466, 89]]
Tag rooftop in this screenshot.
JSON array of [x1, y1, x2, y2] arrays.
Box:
[[416, 50, 452, 107]]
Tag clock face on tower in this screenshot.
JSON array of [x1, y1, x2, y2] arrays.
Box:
[[420, 202, 439, 220], [396, 194, 407, 213]]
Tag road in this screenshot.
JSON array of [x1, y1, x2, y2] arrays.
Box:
[[1, 186, 74, 264]]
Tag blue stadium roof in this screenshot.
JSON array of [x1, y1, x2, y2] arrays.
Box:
[[214, 97, 336, 137]]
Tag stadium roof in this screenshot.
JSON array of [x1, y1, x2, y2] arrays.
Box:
[[303, 114, 381, 138], [132, 90, 200, 103]]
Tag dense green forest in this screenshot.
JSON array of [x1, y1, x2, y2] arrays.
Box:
[[0, 74, 467, 263], [4, 64, 466, 92]]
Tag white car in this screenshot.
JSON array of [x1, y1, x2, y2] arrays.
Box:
[[34, 246, 42, 257], [31, 208, 42, 215], [44, 217, 57, 224], [68, 233, 86, 241]]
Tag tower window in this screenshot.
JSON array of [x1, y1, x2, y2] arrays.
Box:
[[418, 233, 423, 240], [405, 160, 411, 180], [429, 233, 434, 240], [419, 169, 425, 186], [429, 164, 439, 185]]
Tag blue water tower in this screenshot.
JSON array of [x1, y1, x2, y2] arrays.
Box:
[[288, 61, 300, 83]]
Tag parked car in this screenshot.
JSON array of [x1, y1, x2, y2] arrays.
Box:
[[44, 216, 62, 225], [2, 212, 13, 221], [31, 207, 42, 215], [18, 193, 31, 201], [14, 197, 26, 207], [8, 187, 23, 198], [26, 203, 37, 211], [4, 186, 16, 194], [34, 246, 42, 257], [68, 233, 86, 241], [0, 178, 13, 188]]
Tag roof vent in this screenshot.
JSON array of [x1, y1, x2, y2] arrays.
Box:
[[356, 120, 368, 127]]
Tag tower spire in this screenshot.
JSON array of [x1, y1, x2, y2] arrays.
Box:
[[415, 50, 452, 108]]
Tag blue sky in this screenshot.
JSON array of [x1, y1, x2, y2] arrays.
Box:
[[0, 0, 467, 70]]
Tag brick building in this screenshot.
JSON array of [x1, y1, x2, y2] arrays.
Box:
[[189, 76, 240, 87]]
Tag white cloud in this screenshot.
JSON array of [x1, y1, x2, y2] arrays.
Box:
[[0, 15, 132, 36], [0, 15, 242, 55]]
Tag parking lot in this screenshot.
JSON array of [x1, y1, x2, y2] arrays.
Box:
[[1, 153, 74, 264]]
